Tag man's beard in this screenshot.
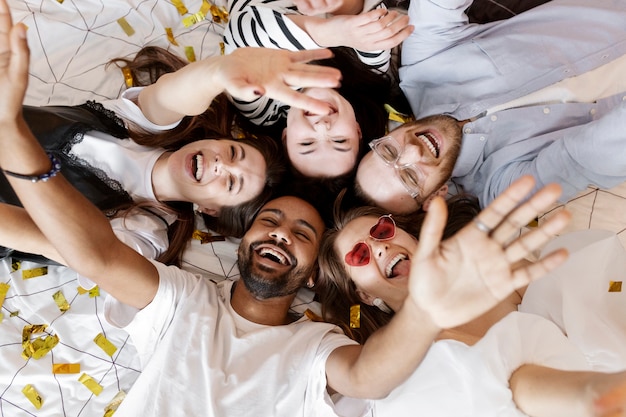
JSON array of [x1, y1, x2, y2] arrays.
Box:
[[237, 240, 316, 299]]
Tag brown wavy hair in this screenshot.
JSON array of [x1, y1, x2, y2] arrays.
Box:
[[317, 193, 480, 343], [110, 46, 285, 263]]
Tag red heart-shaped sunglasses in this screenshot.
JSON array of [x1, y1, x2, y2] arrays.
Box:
[[344, 215, 396, 267]]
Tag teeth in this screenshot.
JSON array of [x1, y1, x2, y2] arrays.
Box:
[[259, 247, 288, 265], [194, 154, 204, 181], [417, 133, 440, 158], [385, 253, 407, 278]]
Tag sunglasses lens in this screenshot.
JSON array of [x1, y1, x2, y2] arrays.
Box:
[[370, 216, 395, 240], [345, 242, 371, 267]]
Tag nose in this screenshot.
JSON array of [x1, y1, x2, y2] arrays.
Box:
[[367, 238, 388, 259], [269, 227, 292, 245], [213, 154, 234, 176], [313, 116, 331, 131], [396, 143, 423, 166]]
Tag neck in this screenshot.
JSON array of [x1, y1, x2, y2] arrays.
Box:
[[230, 280, 297, 326], [151, 151, 175, 201]]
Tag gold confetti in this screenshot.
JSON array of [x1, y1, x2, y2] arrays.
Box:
[[527, 217, 539, 228], [172, 0, 188, 15], [22, 384, 43, 409], [52, 290, 71, 312], [165, 27, 179, 46], [609, 281, 622, 292], [94, 333, 118, 357], [78, 285, 100, 298], [104, 390, 126, 417], [22, 324, 60, 360], [22, 266, 47, 279], [304, 308, 323, 322], [0, 282, 9, 308], [192, 229, 225, 244], [121, 67, 134, 88], [209, 4, 229, 23], [384, 104, 414, 124], [117, 17, 135, 37], [55, 0, 63, 3], [182, 12, 205, 27], [350, 304, 360, 329], [184, 46, 196, 62], [219, 41, 225, 56], [12, 260, 21, 272], [79, 373, 103, 396], [10, 310, 19, 317], [52, 363, 81, 374]]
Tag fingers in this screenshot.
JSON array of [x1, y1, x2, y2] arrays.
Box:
[[509, 247, 569, 289], [415, 196, 447, 261], [10, 23, 29, 82], [473, 176, 537, 232], [290, 48, 335, 64]]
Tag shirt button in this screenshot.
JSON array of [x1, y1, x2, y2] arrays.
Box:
[[464, 127, 472, 134], [490, 115, 497, 122], [543, 107, 550, 114], [590, 108, 596, 115], [479, 136, 485, 141]]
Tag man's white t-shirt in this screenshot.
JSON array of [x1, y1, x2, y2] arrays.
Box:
[[105, 261, 368, 417]]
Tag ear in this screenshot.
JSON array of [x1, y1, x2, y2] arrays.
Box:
[[356, 123, 362, 140], [355, 288, 376, 306], [421, 184, 449, 212], [281, 128, 287, 146], [198, 206, 219, 217]]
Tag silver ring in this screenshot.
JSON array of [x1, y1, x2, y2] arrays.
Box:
[[473, 218, 492, 234]]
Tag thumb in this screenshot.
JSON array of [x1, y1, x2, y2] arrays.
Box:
[[415, 196, 447, 261], [226, 77, 265, 102]]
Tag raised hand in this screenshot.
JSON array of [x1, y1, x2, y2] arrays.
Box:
[[292, 0, 348, 16], [217, 47, 342, 115], [409, 176, 571, 329], [0, 0, 29, 124], [310, 9, 413, 51]]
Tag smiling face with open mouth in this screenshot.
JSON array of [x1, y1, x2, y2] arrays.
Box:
[[334, 215, 419, 311], [237, 196, 325, 299], [284, 88, 361, 178]]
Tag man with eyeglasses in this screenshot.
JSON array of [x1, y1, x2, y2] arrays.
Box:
[[355, 0, 626, 214]]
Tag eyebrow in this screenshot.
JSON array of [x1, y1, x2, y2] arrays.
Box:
[[298, 139, 352, 155], [234, 145, 245, 194], [259, 208, 319, 236]]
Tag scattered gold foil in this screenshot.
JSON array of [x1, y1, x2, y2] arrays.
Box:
[[165, 27, 179, 46], [22, 324, 59, 360], [527, 217, 539, 228], [609, 281, 622, 292], [184, 46, 196, 62], [79, 373, 103, 396], [350, 304, 360, 329], [209, 4, 229, 23], [10, 310, 19, 317], [121, 67, 134, 88], [52, 290, 71, 312], [12, 260, 21, 272], [104, 390, 126, 417], [94, 333, 118, 357], [182, 12, 205, 27], [384, 104, 414, 124], [304, 308, 323, 322], [172, 0, 188, 15], [0, 282, 9, 308], [77, 285, 100, 297], [219, 41, 225, 56], [192, 229, 225, 244], [22, 384, 43, 409], [52, 363, 81, 374], [22, 266, 47, 279], [116, 17, 135, 37]]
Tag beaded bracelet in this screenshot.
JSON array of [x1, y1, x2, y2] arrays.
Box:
[[3, 153, 62, 183]]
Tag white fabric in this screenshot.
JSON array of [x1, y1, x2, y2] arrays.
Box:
[[105, 262, 368, 417], [374, 312, 591, 417]]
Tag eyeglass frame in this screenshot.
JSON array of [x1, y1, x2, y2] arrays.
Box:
[[368, 136, 426, 199]]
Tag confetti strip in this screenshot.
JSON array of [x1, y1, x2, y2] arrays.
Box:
[[79, 373, 103, 396], [22, 384, 43, 409], [182, 12, 205, 27], [184, 46, 197, 62], [192, 230, 225, 244], [0, 282, 9, 308], [52, 363, 81, 374], [12, 260, 21, 272], [609, 281, 622, 292], [116, 17, 135, 37], [208, 3, 229, 23], [22, 324, 60, 360], [53, 290, 71, 312], [94, 333, 118, 357], [121, 67, 134, 88], [384, 104, 414, 124], [172, 0, 188, 15], [219, 41, 225, 55], [165, 27, 179, 46], [22, 266, 47, 279], [104, 390, 126, 417], [350, 304, 360, 329], [78, 285, 101, 298]]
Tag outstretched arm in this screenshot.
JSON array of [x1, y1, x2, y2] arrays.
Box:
[[326, 176, 571, 399], [0, 0, 158, 308], [137, 47, 342, 125]]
